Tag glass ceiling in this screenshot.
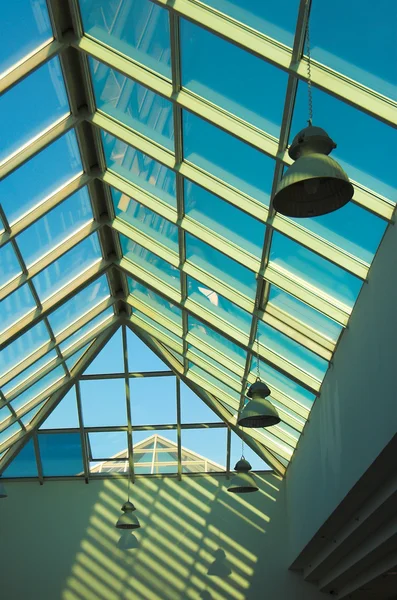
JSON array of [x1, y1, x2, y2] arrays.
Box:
[[0, 0, 395, 478]]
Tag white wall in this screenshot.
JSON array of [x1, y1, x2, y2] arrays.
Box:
[[0, 473, 322, 600], [285, 221, 397, 563]]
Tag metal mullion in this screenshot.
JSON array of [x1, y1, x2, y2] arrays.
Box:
[[0, 392, 25, 432], [122, 325, 135, 482], [0, 300, 116, 388], [0, 259, 111, 350], [33, 432, 44, 485], [0, 173, 93, 249], [127, 295, 183, 337], [75, 381, 90, 483], [80, 370, 173, 380], [151, 434, 157, 475], [176, 378, 182, 480], [129, 314, 184, 356], [226, 427, 231, 478]]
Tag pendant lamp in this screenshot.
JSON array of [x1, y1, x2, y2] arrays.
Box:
[[273, 4, 353, 218], [117, 531, 139, 550], [237, 338, 280, 428], [0, 480, 7, 499], [227, 458, 258, 494], [115, 463, 141, 530]]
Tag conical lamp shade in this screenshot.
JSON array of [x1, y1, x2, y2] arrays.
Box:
[[0, 481, 7, 499], [227, 458, 258, 494], [238, 380, 280, 428], [115, 501, 141, 530], [273, 126, 353, 217], [117, 532, 139, 550]]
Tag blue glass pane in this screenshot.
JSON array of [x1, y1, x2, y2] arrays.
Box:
[[187, 276, 251, 334], [32, 234, 102, 303], [20, 400, 46, 427], [188, 315, 246, 366], [310, 0, 397, 99], [188, 345, 241, 385], [2, 439, 37, 478], [270, 232, 362, 309], [17, 187, 93, 267], [202, 0, 298, 46], [80, 379, 127, 427], [180, 381, 222, 424], [128, 278, 182, 326], [40, 387, 79, 429], [2, 350, 58, 398], [257, 321, 329, 380], [131, 376, 176, 425], [10, 366, 65, 413], [133, 309, 181, 346], [88, 431, 128, 460], [120, 233, 180, 290], [292, 83, 396, 201], [112, 187, 178, 252], [65, 343, 91, 372], [182, 427, 226, 471], [289, 201, 387, 264], [183, 111, 275, 206], [48, 275, 110, 336], [85, 326, 124, 375], [0, 57, 69, 162], [188, 362, 241, 404], [80, 0, 171, 78], [0, 244, 21, 287], [0, 131, 83, 226], [0, 422, 21, 447], [186, 233, 257, 299], [59, 307, 114, 355], [0, 284, 36, 334], [184, 180, 266, 257], [251, 357, 316, 409], [1, 0, 52, 74], [102, 131, 176, 207], [90, 58, 174, 150], [0, 321, 49, 376], [181, 19, 287, 137], [268, 286, 343, 342], [126, 326, 170, 371], [38, 432, 83, 476]]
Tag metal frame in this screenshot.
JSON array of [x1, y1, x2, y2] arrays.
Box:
[[1, 0, 395, 475]]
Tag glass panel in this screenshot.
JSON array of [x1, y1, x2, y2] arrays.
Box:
[[257, 321, 329, 381], [270, 232, 362, 309], [20, 400, 46, 427], [182, 428, 226, 472], [189, 316, 246, 366], [202, 0, 298, 47], [0, 283, 36, 334], [0, 421, 21, 447], [58, 307, 114, 354], [0, 131, 83, 226], [133, 310, 181, 346], [10, 366, 65, 413], [0, 57, 69, 162], [184, 180, 265, 257], [47, 275, 110, 336], [32, 234, 102, 303], [120, 233, 180, 290], [0, 321, 49, 377], [80, 0, 171, 78], [40, 387, 79, 429], [17, 187, 93, 268], [38, 432, 83, 476], [188, 363, 241, 405], [126, 327, 171, 372], [80, 378, 127, 426], [230, 431, 271, 471], [250, 358, 316, 410], [2, 440, 37, 478], [310, 0, 396, 99], [183, 110, 275, 206], [90, 58, 174, 150], [112, 187, 178, 253], [0, 406, 14, 427], [186, 233, 256, 299], [88, 431, 128, 460], [187, 276, 252, 334], [130, 375, 176, 425], [128, 279, 182, 326], [188, 346, 241, 388], [0, 243, 21, 287], [65, 343, 91, 372], [180, 381, 222, 424], [267, 286, 343, 342], [2, 349, 58, 398], [292, 83, 396, 201], [85, 327, 124, 375], [102, 132, 176, 207], [181, 19, 287, 137], [1, 0, 52, 74], [289, 203, 387, 265]]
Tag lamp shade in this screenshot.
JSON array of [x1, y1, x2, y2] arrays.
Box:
[[115, 501, 141, 530], [273, 126, 354, 218], [0, 480, 7, 499], [227, 458, 258, 494], [237, 380, 280, 428], [117, 532, 139, 550]]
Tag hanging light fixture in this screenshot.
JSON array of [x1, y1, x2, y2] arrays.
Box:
[[273, 3, 354, 218], [237, 338, 280, 428], [115, 462, 141, 530], [227, 441, 258, 494], [117, 531, 139, 550], [0, 480, 7, 499]]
